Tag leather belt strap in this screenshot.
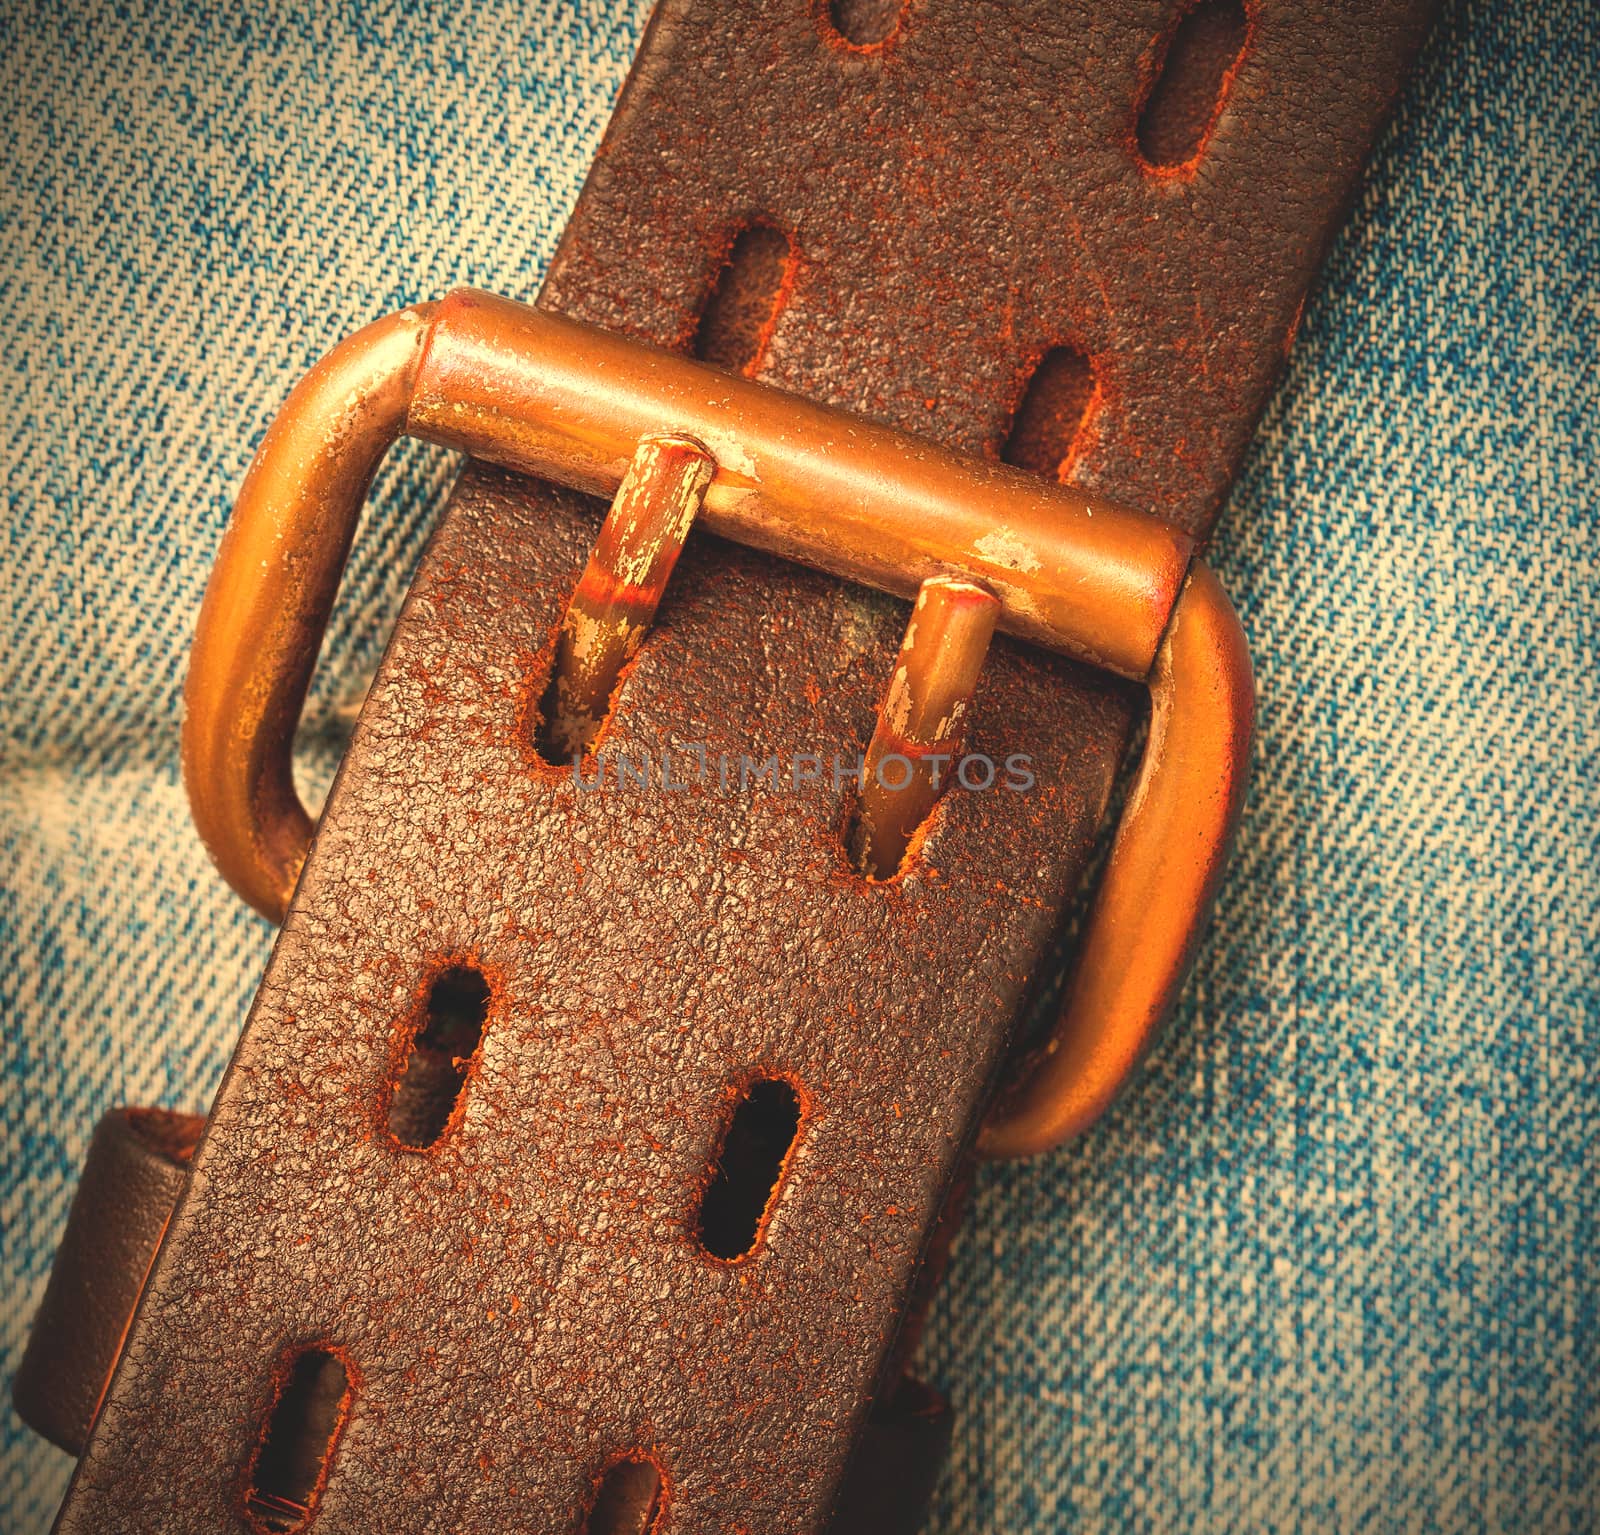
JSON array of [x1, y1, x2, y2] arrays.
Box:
[[42, 2, 1432, 1530], [18, 1118, 949, 1532], [13, 1108, 204, 1457]]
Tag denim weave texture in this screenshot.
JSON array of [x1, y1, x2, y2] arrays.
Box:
[[1, 0, 1596, 1530]]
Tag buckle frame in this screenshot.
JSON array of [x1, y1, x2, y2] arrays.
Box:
[[182, 288, 1253, 1156]]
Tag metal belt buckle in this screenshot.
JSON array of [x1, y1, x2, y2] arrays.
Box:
[[183, 288, 1253, 1157]]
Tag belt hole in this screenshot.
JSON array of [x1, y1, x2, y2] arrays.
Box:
[[1002, 346, 1099, 481], [1135, 0, 1251, 172], [826, 0, 905, 49], [585, 1453, 667, 1535], [696, 1077, 805, 1262], [386, 962, 492, 1150], [242, 1346, 354, 1534], [693, 221, 798, 378]]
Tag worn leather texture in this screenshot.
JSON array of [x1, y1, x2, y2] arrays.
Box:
[[28, 1094, 950, 1534], [51, 1, 1431, 1530], [12, 1108, 203, 1458], [547, 0, 1434, 539], [56, 474, 1126, 1533]]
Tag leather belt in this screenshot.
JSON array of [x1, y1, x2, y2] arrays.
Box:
[[20, 2, 1434, 1530]]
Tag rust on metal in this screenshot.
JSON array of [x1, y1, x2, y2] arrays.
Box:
[[537, 435, 715, 762], [181, 290, 1254, 1155], [850, 577, 999, 880]]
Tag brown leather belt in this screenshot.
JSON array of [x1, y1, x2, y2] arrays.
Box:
[[18, 3, 1433, 1530]]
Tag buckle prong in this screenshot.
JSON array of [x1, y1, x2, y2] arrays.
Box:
[[849, 576, 999, 881], [535, 433, 714, 762]]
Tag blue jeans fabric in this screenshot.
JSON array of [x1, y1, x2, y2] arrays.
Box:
[[2, 1, 1595, 1529]]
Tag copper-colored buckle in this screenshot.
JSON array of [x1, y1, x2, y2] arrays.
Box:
[[181, 288, 1253, 1158]]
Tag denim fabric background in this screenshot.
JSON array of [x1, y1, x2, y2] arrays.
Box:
[[2, 0, 1595, 1530]]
